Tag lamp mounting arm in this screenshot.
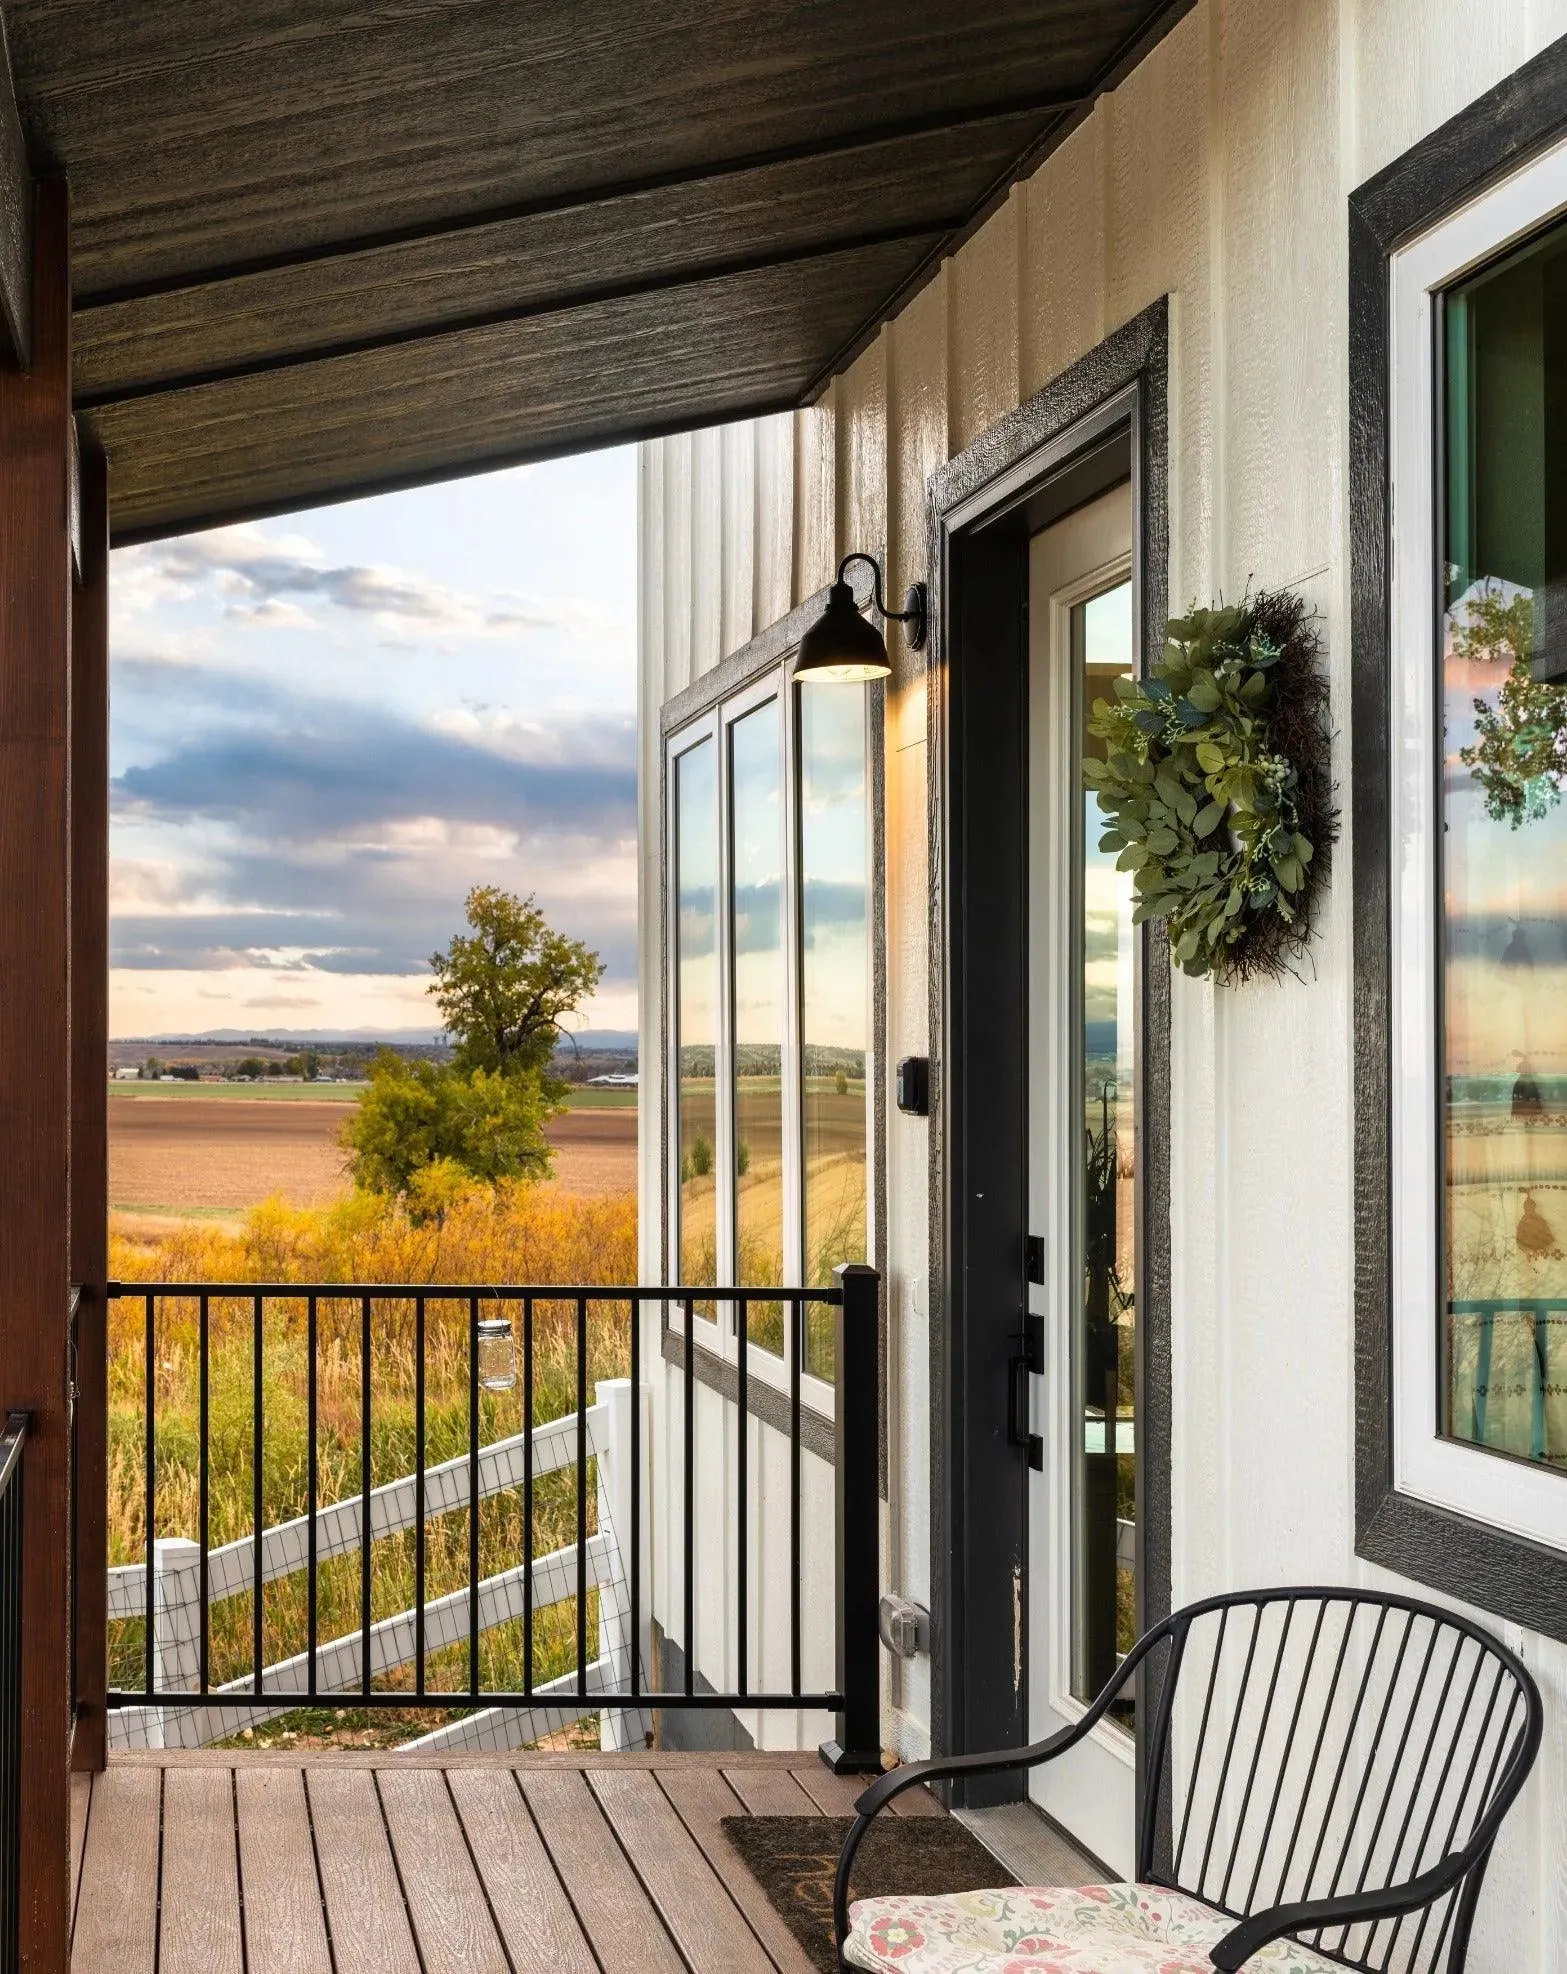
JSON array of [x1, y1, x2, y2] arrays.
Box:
[[835, 552, 928, 652]]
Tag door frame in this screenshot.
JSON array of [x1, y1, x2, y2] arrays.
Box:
[[924, 298, 1172, 1835]]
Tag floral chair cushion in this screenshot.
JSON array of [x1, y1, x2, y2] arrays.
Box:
[[843, 1881, 1346, 1973]]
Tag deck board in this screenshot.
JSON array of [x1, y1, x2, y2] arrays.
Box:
[[235, 1767, 334, 1974], [658, 1766, 820, 1974], [723, 1764, 826, 1816], [69, 1773, 90, 1935], [520, 1766, 687, 1972], [588, 1766, 774, 1972], [70, 1747, 977, 1972], [447, 1768, 598, 1974], [378, 1768, 510, 1974], [160, 1767, 244, 1974], [72, 1766, 161, 1974], [307, 1767, 422, 1974]]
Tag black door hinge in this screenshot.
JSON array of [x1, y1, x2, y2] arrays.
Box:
[[1025, 1234, 1045, 1284]]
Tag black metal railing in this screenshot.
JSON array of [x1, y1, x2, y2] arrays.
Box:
[[0, 1411, 27, 1974], [104, 1268, 880, 1762]]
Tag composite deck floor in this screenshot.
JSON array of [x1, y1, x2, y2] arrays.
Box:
[[70, 1750, 997, 1974]]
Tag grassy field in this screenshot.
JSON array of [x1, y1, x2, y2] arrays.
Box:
[[109, 1087, 638, 1215], [110, 1184, 639, 1747], [111, 1080, 368, 1101]]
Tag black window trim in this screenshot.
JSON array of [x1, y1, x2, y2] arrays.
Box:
[[1351, 27, 1567, 1641]]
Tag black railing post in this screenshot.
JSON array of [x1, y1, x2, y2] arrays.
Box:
[[820, 1263, 882, 1774]]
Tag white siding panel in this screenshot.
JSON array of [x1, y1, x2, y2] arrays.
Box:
[[634, 9, 1567, 1955], [690, 425, 724, 681], [794, 396, 836, 604], [754, 411, 795, 630], [720, 421, 756, 659], [1021, 114, 1107, 400], [948, 196, 1020, 456]]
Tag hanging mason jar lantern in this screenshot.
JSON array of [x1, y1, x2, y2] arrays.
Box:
[[475, 1314, 517, 1392]]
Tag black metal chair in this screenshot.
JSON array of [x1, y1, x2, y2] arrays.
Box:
[[835, 1587, 1541, 1973]]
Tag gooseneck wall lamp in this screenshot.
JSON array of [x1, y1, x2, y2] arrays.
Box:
[[794, 553, 928, 682]]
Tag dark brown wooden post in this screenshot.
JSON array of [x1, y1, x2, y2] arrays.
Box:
[[70, 440, 109, 1776], [0, 175, 75, 1968]]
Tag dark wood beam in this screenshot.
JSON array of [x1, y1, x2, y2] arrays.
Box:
[[71, 89, 1086, 312], [0, 12, 29, 365], [69, 439, 108, 1778], [74, 220, 949, 412], [0, 172, 73, 1968]]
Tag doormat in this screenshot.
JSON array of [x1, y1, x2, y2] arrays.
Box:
[[721, 1814, 1017, 1974]]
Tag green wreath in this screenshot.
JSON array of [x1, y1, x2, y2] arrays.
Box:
[[1084, 589, 1336, 982]]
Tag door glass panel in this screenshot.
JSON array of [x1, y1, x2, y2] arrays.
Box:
[[1075, 579, 1137, 1720], [676, 739, 719, 1314], [731, 701, 786, 1356], [1441, 219, 1567, 1468], [799, 685, 869, 1381]]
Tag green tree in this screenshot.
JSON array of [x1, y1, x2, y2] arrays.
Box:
[[234, 1057, 265, 1080], [429, 886, 605, 1084], [342, 1051, 554, 1201]]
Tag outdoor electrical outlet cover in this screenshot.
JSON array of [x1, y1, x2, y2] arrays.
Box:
[[879, 1592, 931, 1659]]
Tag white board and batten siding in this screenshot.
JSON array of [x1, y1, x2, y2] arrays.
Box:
[[637, 3, 1567, 1955]]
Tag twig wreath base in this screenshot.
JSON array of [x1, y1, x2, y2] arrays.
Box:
[[1085, 589, 1336, 983]]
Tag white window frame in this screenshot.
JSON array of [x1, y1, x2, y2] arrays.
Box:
[[1389, 134, 1567, 1552], [666, 663, 865, 1418]]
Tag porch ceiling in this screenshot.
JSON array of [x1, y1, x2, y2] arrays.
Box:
[[5, 0, 1193, 544]]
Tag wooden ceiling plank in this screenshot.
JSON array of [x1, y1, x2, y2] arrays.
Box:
[[72, 130, 1008, 400], [87, 244, 917, 540], [76, 220, 950, 410], [71, 94, 1075, 312]]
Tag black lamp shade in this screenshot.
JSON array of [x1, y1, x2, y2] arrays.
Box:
[[795, 578, 892, 682]]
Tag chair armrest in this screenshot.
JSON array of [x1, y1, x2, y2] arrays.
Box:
[[850, 1721, 1088, 1820], [1208, 1855, 1467, 1971]]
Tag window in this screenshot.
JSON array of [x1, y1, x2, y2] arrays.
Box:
[[667, 669, 874, 1398], [1390, 139, 1567, 1550]]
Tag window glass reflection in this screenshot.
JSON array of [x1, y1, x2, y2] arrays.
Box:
[[1442, 221, 1567, 1469], [676, 740, 718, 1315], [1075, 579, 1137, 1724], [731, 702, 786, 1356], [799, 686, 869, 1382]]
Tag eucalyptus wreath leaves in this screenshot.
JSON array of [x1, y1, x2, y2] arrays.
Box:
[[1084, 589, 1336, 982]]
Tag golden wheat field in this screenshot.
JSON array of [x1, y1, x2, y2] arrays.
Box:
[[108, 1088, 638, 1214], [109, 1183, 639, 1746]]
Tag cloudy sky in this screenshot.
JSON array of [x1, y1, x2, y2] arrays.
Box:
[[110, 448, 637, 1040]]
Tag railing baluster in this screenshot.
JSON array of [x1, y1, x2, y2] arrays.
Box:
[[684, 1290, 694, 1699], [737, 1291, 748, 1702], [143, 1291, 154, 1703], [252, 1291, 264, 1698], [360, 1292, 372, 1698], [198, 1293, 210, 1697], [306, 1295, 318, 1702], [576, 1294, 587, 1702], [468, 1293, 479, 1704], [630, 1293, 641, 1703], [414, 1293, 426, 1702], [99, 1276, 873, 1730], [523, 1295, 534, 1697], [791, 1288, 802, 1700]]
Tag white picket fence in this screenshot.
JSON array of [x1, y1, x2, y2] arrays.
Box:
[[108, 1377, 650, 1755]]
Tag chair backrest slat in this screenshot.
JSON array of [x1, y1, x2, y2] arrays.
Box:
[[1143, 1588, 1541, 1974]]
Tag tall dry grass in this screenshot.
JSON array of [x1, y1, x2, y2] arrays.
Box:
[[109, 1182, 637, 1731]]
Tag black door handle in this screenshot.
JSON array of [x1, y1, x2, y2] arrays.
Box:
[[1008, 1355, 1043, 1470]]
